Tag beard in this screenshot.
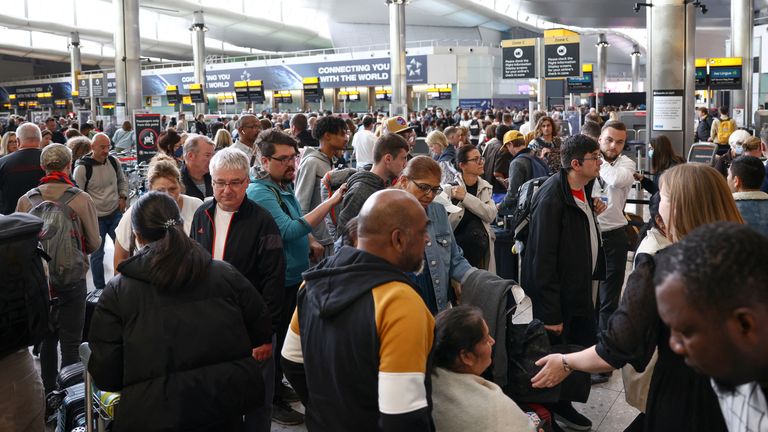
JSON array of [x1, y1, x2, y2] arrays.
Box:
[[601, 150, 618, 163]]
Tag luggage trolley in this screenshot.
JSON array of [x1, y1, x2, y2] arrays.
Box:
[[79, 343, 120, 432]]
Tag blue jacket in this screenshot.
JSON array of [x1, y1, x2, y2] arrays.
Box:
[[247, 174, 312, 286], [424, 202, 474, 312], [733, 191, 768, 237]]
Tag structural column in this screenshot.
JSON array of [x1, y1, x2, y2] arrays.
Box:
[[631, 44, 641, 92], [191, 10, 208, 115], [596, 33, 609, 111], [387, 0, 407, 117], [114, 0, 142, 124], [646, 0, 696, 156], [536, 38, 547, 114], [69, 32, 81, 99], [731, 0, 754, 126]]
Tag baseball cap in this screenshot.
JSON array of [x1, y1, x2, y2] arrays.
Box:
[[384, 116, 414, 135], [503, 130, 525, 145], [40, 143, 72, 171]]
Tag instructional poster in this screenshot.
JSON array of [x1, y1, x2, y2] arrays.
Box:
[[652, 90, 684, 131], [502, 39, 536, 79]]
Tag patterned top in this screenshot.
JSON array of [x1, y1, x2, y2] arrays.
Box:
[[712, 381, 768, 432]]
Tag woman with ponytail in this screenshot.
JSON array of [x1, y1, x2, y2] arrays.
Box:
[[87, 191, 272, 431]]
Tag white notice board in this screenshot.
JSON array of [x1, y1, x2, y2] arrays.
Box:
[[652, 90, 684, 131]]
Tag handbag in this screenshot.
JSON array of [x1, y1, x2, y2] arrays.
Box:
[[622, 348, 658, 412]]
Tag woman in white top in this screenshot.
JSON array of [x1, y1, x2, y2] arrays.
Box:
[[446, 144, 498, 272], [431, 306, 537, 432], [113, 155, 203, 272]]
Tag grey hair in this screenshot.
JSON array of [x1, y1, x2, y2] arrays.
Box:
[[235, 114, 257, 130], [183, 133, 215, 156], [16, 122, 42, 143], [209, 147, 249, 176]]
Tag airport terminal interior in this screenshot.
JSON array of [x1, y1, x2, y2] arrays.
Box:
[[1, 0, 768, 431]]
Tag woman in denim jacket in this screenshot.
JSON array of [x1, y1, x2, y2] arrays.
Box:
[[398, 155, 474, 314]]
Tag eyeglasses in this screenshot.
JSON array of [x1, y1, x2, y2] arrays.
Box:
[[410, 180, 443, 196], [268, 154, 297, 164], [212, 178, 248, 189], [466, 156, 485, 164]]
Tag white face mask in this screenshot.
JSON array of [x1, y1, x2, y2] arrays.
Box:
[[735, 145, 745, 156]]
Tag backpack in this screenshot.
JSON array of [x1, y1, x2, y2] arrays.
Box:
[[468, 119, 481, 137], [716, 119, 736, 144], [512, 176, 550, 242], [76, 155, 120, 192], [0, 213, 49, 359], [319, 168, 357, 239], [519, 153, 551, 178], [26, 187, 87, 289]]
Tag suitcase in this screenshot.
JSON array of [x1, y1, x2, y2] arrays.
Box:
[[57, 362, 85, 390], [82, 289, 103, 342], [56, 383, 87, 432]]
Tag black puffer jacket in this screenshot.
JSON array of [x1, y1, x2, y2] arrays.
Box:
[[87, 245, 271, 432], [336, 170, 386, 236]]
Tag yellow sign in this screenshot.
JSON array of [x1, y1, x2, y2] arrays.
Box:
[[71, 90, 79, 97], [9, 94, 16, 100], [695, 58, 708, 68], [303, 77, 319, 85], [102, 103, 115, 109], [501, 38, 536, 48], [165, 85, 178, 91], [234, 81, 248, 88], [375, 89, 392, 95], [247, 80, 263, 87], [544, 29, 580, 45], [36, 92, 53, 98], [583, 64, 593, 73], [182, 96, 192, 105], [189, 83, 203, 90], [709, 57, 742, 67]]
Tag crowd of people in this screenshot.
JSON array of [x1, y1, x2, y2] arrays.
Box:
[[1, 103, 767, 432]]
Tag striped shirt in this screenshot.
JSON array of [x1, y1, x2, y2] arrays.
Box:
[[712, 380, 768, 432]]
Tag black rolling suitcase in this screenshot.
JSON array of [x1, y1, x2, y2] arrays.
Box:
[[55, 383, 87, 432], [57, 362, 85, 389], [82, 289, 103, 342]]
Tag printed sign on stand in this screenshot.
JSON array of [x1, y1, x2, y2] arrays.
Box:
[[544, 30, 580, 78], [502, 39, 536, 79], [134, 112, 162, 164]]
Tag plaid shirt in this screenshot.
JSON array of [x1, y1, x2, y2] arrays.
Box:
[[712, 380, 768, 431]]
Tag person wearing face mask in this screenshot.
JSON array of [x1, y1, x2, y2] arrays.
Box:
[[158, 129, 183, 167], [634, 135, 685, 195], [714, 129, 753, 178]]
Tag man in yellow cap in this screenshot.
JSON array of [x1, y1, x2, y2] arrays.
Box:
[[384, 116, 416, 159], [499, 129, 551, 215]]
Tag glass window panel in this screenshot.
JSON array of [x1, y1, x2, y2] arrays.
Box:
[[31, 32, 69, 51], [0, 28, 32, 47], [29, 0, 75, 26], [76, 0, 114, 30]]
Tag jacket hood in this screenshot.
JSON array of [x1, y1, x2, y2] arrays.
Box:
[[116, 245, 154, 283], [347, 170, 385, 190], [437, 145, 456, 163], [301, 246, 415, 319], [301, 146, 326, 162]]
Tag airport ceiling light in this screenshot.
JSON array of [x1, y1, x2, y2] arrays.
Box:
[[385, 0, 411, 4]]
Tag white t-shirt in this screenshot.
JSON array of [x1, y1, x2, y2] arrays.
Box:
[[351, 129, 376, 167], [115, 194, 203, 252], [212, 207, 234, 260]]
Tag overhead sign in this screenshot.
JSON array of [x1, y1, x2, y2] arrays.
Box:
[[375, 87, 391, 101], [189, 83, 206, 103], [273, 91, 293, 104], [695, 58, 708, 90], [90, 73, 105, 98], [652, 89, 684, 131], [303, 77, 323, 103], [544, 30, 580, 78], [567, 64, 594, 94], [77, 75, 90, 98], [165, 85, 181, 105], [502, 38, 536, 79], [134, 112, 161, 163], [708, 57, 742, 90]]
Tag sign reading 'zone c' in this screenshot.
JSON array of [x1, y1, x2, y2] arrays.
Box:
[[544, 31, 580, 78]]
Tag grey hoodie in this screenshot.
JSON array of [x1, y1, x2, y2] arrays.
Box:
[[336, 170, 387, 238], [295, 147, 334, 245]]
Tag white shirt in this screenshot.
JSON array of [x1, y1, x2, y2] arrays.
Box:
[[519, 123, 531, 136], [592, 154, 636, 232], [213, 207, 234, 260], [351, 129, 376, 167], [573, 191, 600, 272], [231, 141, 262, 170], [115, 194, 203, 252], [712, 381, 768, 432]]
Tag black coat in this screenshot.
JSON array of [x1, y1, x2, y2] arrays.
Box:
[[87, 246, 272, 432], [521, 169, 606, 325], [190, 197, 286, 334], [180, 164, 213, 201]]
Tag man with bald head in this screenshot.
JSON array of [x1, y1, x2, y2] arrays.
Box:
[[0, 122, 45, 214], [73, 132, 128, 290], [282, 189, 435, 432]]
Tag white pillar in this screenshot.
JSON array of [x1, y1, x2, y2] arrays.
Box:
[[387, 0, 407, 117], [114, 0, 142, 124], [190, 10, 208, 115], [731, 0, 754, 126]]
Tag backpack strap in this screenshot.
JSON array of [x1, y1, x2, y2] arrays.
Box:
[[82, 156, 120, 192], [265, 185, 293, 219], [26, 188, 44, 207]]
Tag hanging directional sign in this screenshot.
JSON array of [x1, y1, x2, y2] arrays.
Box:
[[77, 75, 90, 98], [567, 64, 594, 94], [544, 29, 581, 78], [695, 58, 708, 90], [91, 73, 105, 98], [708, 57, 742, 90], [502, 38, 536, 79]]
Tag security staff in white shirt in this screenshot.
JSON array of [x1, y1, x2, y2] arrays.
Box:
[[591, 121, 635, 383]]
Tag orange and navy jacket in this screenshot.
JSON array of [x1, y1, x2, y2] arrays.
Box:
[[281, 246, 435, 432]]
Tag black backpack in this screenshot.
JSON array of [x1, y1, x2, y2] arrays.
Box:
[[0, 213, 50, 359], [512, 176, 550, 242], [468, 119, 482, 137]]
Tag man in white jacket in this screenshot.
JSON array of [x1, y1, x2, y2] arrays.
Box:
[[591, 121, 635, 384]]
